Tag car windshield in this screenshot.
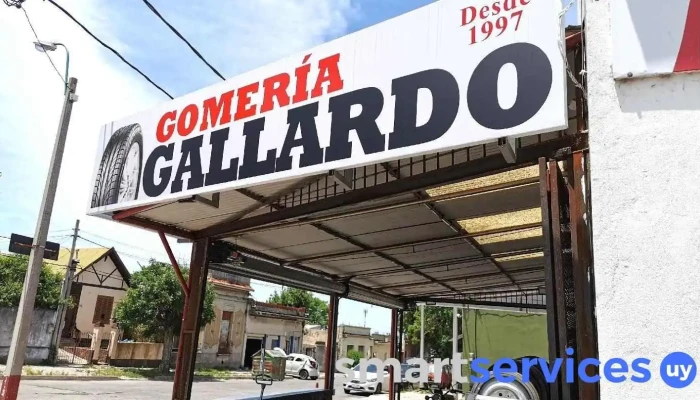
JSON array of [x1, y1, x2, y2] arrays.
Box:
[[353, 364, 378, 373]]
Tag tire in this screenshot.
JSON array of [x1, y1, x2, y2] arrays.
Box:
[[344, 389, 351, 394], [374, 383, 382, 394], [310, 376, 318, 380], [299, 369, 309, 380], [470, 371, 540, 400], [91, 124, 143, 208]]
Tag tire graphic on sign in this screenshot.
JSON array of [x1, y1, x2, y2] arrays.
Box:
[[91, 123, 143, 208]]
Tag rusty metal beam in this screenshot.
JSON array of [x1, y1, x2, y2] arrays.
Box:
[[120, 216, 196, 241], [289, 222, 542, 265], [376, 265, 544, 290], [539, 158, 561, 400], [399, 278, 544, 298], [569, 151, 598, 400], [309, 223, 458, 293], [194, 135, 585, 239], [233, 184, 458, 293], [158, 231, 189, 295], [344, 247, 544, 279], [172, 238, 210, 400]]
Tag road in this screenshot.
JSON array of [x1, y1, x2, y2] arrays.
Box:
[[17, 378, 412, 400]]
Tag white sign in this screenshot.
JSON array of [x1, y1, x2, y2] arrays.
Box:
[[87, 0, 566, 216], [612, 0, 700, 79]]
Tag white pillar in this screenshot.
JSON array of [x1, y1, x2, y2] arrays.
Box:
[[419, 304, 425, 359], [452, 307, 458, 356]]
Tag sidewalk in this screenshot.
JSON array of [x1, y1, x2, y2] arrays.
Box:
[[0, 364, 336, 381]]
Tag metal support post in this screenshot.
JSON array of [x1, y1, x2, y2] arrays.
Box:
[[1, 78, 78, 400], [397, 310, 404, 400], [389, 310, 397, 400], [171, 238, 210, 400], [51, 219, 79, 361], [327, 295, 340, 393], [420, 304, 425, 360], [323, 295, 337, 391]]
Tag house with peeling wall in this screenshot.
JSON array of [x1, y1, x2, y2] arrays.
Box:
[[197, 271, 306, 369]]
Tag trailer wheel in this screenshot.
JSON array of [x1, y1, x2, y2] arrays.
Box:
[[91, 124, 143, 208], [470, 371, 541, 400]]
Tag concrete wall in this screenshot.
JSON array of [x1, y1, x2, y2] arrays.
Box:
[[0, 308, 57, 364], [73, 257, 127, 334], [198, 288, 248, 368], [246, 315, 304, 352], [109, 342, 163, 368], [586, 1, 700, 398]]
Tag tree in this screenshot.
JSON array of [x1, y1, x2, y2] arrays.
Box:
[[267, 288, 328, 326], [0, 254, 65, 309], [404, 306, 454, 359], [114, 260, 215, 372], [347, 349, 363, 367]]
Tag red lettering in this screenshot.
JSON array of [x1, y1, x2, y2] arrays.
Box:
[[293, 55, 312, 104], [520, 0, 530, 4], [235, 82, 259, 121], [311, 53, 344, 98], [156, 110, 177, 143], [480, 6, 490, 19], [261, 73, 290, 113], [503, 0, 517, 12], [492, 1, 502, 15], [461, 6, 477, 26], [177, 104, 199, 137], [200, 90, 234, 131]]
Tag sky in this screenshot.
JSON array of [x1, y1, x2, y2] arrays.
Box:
[[0, 0, 577, 334]]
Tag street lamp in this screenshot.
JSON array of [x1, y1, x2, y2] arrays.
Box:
[[33, 40, 69, 93]]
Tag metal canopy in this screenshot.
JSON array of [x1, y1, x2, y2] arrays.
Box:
[[112, 30, 586, 311]]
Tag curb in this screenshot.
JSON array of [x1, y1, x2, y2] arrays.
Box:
[[14, 376, 122, 381]]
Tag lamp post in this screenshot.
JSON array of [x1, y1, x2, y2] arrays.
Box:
[[33, 41, 69, 94], [0, 77, 78, 400]]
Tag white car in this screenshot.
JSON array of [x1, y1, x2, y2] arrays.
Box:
[[343, 364, 390, 395], [285, 353, 320, 380]]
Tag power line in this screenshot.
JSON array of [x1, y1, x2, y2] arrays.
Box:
[[140, 0, 225, 81], [21, 6, 65, 85], [45, 0, 174, 99], [80, 230, 169, 257]]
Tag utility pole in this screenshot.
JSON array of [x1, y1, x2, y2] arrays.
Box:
[[50, 219, 80, 361], [0, 78, 78, 400]]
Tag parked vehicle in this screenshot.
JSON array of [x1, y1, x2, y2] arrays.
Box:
[[343, 363, 390, 395], [426, 363, 453, 389], [284, 353, 319, 380]]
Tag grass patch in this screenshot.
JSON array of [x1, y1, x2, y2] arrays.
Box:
[[193, 368, 235, 380], [91, 367, 168, 379], [23, 367, 43, 376], [89, 366, 238, 380]]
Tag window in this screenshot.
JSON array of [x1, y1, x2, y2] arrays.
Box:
[[219, 311, 232, 354], [358, 345, 365, 355], [346, 344, 354, 355], [92, 295, 114, 326]]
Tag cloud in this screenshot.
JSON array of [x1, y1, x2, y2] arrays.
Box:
[[0, 0, 391, 333], [0, 0, 357, 266]]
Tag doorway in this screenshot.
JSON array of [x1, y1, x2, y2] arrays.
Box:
[[244, 337, 262, 369]]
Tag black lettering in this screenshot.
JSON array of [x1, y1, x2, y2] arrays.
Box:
[[276, 102, 324, 172], [205, 128, 239, 186], [325, 87, 385, 162], [468, 42, 552, 130], [239, 117, 276, 179], [171, 136, 205, 193], [388, 69, 459, 150], [143, 144, 174, 197]]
